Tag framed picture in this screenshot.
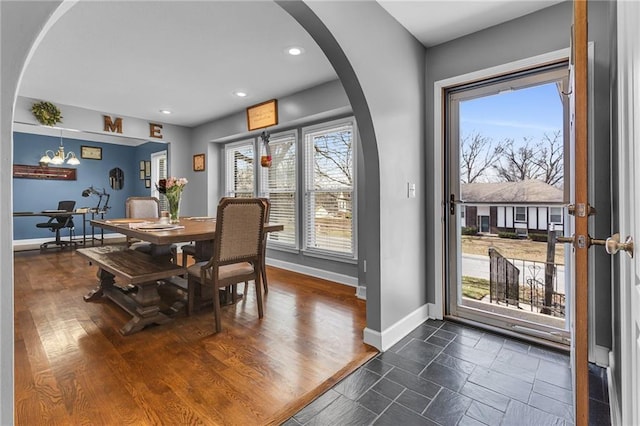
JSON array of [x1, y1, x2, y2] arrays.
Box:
[[139, 160, 145, 171], [193, 153, 205, 171], [144, 161, 151, 177], [81, 145, 102, 160], [139, 170, 145, 180], [246, 99, 278, 131], [145, 179, 151, 188]]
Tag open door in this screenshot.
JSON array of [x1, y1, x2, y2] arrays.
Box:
[[567, 1, 589, 423]]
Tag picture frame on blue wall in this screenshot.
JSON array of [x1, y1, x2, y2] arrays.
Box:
[[139, 170, 145, 180], [145, 179, 151, 188], [144, 161, 151, 177], [81, 146, 102, 160], [139, 160, 145, 171]]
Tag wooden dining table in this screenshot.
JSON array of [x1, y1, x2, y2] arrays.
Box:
[[80, 216, 283, 334], [91, 216, 283, 259]]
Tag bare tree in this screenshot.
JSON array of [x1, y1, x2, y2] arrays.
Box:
[[492, 137, 544, 182], [491, 132, 563, 186], [531, 130, 564, 187], [313, 131, 353, 188], [460, 133, 504, 183]]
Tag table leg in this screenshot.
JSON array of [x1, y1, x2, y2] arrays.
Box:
[[83, 267, 113, 301], [118, 281, 171, 335], [84, 268, 171, 335]]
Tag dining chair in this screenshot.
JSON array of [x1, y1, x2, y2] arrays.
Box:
[[244, 197, 271, 295], [36, 200, 76, 250], [181, 243, 196, 268], [125, 196, 176, 261], [186, 197, 266, 333]]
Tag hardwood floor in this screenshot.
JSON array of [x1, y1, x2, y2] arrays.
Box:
[[14, 248, 376, 425]]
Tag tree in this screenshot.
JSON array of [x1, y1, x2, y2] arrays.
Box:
[[532, 130, 563, 187], [460, 132, 504, 183], [492, 137, 540, 182], [491, 131, 563, 187]]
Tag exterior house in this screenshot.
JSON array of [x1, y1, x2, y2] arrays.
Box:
[[461, 180, 564, 235]]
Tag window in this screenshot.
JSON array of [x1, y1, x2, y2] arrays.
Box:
[[549, 207, 563, 224], [259, 132, 297, 248], [303, 118, 356, 257], [151, 151, 168, 211], [515, 206, 527, 222], [225, 140, 254, 198]]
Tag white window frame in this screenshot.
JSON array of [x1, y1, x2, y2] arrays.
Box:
[[549, 206, 563, 224], [302, 117, 357, 260], [224, 139, 255, 198], [515, 206, 527, 222], [259, 130, 298, 250]]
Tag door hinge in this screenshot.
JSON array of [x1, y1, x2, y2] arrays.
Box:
[[567, 203, 597, 217]]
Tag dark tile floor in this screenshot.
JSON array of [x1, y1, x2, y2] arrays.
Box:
[[283, 319, 611, 425]]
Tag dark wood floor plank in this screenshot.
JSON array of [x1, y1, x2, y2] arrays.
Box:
[[14, 248, 376, 425]]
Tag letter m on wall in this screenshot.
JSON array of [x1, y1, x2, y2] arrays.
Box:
[[103, 115, 123, 133]]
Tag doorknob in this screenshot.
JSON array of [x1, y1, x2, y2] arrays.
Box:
[[556, 233, 634, 257], [603, 233, 634, 258]]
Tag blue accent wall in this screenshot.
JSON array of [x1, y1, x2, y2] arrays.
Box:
[[13, 132, 167, 239]]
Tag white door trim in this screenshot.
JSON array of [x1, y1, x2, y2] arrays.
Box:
[[616, 1, 640, 424]]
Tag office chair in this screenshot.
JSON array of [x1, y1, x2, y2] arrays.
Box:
[[36, 200, 77, 250]]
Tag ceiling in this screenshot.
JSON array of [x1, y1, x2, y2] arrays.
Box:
[[18, 0, 563, 129]]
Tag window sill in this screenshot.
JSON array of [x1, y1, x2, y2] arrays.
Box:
[[302, 249, 358, 265]]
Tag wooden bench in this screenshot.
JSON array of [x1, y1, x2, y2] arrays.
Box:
[[79, 246, 186, 335]]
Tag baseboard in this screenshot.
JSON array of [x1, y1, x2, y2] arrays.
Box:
[[266, 258, 358, 288], [363, 303, 430, 351], [607, 351, 621, 426], [13, 233, 125, 251]]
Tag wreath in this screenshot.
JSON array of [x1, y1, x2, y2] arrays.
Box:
[[31, 101, 63, 126]]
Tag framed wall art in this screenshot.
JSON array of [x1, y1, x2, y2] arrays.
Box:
[[81, 145, 102, 160], [193, 153, 205, 172]]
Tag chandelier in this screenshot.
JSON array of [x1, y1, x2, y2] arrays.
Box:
[[39, 132, 80, 166]]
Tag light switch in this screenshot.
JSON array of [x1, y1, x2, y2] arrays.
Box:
[[407, 182, 416, 198]]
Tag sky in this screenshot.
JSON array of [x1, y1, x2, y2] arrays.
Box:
[[459, 82, 564, 143]]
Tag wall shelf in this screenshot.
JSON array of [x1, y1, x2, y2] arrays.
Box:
[[13, 164, 77, 180]]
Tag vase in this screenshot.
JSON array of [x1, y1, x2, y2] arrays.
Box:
[[167, 192, 181, 224]]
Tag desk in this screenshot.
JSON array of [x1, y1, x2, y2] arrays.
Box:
[[83, 217, 283, 334], [13, 211, 86, 247]]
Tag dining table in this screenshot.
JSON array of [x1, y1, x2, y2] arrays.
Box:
[[80, 216, 283, 334]]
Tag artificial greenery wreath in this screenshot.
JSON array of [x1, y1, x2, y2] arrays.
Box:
[[31, 101, 63, 126]]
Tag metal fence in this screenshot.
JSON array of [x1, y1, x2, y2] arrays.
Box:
[[488, 248, 565, 318]]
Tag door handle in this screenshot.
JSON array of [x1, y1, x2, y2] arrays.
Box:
[[449, 194, 465, 215], [602, 233, 634, 257], [556, 233, 634, 257]]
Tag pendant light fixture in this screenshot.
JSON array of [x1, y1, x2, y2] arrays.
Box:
[[39, 130, 80, 166]]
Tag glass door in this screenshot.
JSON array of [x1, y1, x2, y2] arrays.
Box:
[[446, 62, 572, 345]]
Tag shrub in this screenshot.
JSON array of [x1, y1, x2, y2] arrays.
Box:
[[528, 233, 548, 242], [498, 231, 520, 239], [461, 226, 477, 235]]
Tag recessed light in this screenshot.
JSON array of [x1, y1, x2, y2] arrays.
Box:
[[159, 109, 172, 115], [234, 91, 248, 98], [287, 46, 304, 56]]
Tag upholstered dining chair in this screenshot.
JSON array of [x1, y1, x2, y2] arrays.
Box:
[[186, 197, 266, 333], [125, 196, 176, 261], [244, 197, 271, 295], [36, 200, 76, 250]]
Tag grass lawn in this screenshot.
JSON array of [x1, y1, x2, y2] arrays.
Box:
[[461, 235, 565, 264], [462, 276, 490, 300]]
